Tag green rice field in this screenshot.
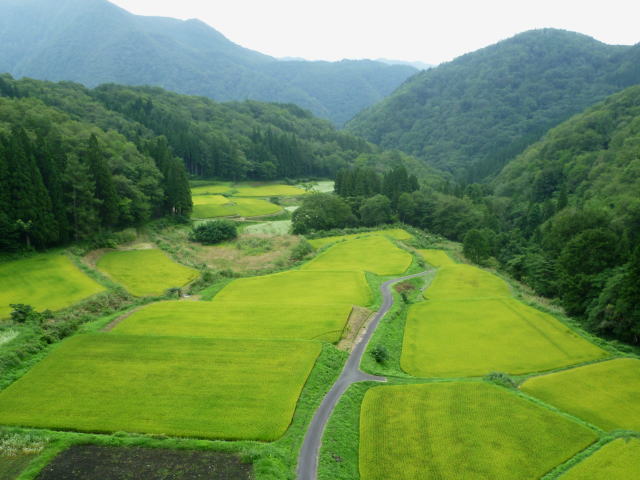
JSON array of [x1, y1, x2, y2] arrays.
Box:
[[401, 297, 608, 377], [359, 382, 597, 480], [192, 195, 281, 218], [0, 334, 321, 441], [561, 438, 640, 480], [302, 236, 412, 275], [114, 301, 353, 342], [521, 358, 640, 431], [423, 264, 511, 300], [191, 182, 307, 197], [0, 253, 105, 318], [96, 249, 199, 297], [214, 270, 372, 306], [416, 249, 456, 268], [307, 228, 413, 249]]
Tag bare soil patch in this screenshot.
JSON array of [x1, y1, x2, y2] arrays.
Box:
[[337, 306, 374, 352]]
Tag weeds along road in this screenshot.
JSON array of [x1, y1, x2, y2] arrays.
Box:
[[296, 271, 428, 480]]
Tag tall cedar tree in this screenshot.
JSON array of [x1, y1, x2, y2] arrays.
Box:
[[63, 155, 99, 241], [86, 134, 118, 227]]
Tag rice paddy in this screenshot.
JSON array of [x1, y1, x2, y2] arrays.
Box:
[[114, 301, 353, 342], [561, 438, 640, 480], [359, 382, 597, 480], [302, 236, 412, 275], [307, 228, 413, 249], [243, 220, 292, 235], [192, 195, 281, 218], [96, 249, 199, 297], [521, 358, 640, 432], [416, 249, 456, 268], [423, 264, 511, 300], [0, 334, 321, 440], [0, 253, 105, 318], [191, 182, 308, 197], [401, 297, 608, 377], [214, 270, 372, 306]]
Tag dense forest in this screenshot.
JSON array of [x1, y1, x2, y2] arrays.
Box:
[[320, 85, 640, 344], [348, 29, 640, 181], [0, 0, 418, 126]]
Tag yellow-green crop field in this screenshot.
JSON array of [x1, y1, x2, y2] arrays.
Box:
[[192, 195, 281, 218], [0, 334, 321, 441], [307, 228, 413, 249], [521, 358, 640, 431], [191, 182, 307, 197], [214, 270, 372, 306], [401, 297, 608, 377], [423, 264, 511, 300], [96, 249, 199, 297], [561, 438, 640, 480], [114, 300, 353, 342], [301, 236, 412, 275], [0, 253, 105, 318], [359, 382, 597, 480], [416, 249, 456, 268]]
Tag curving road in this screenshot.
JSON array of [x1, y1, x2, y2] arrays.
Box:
[[296, 271, 428, 480]]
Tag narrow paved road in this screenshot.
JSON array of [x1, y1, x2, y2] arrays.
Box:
[[296, 271, 428, 480]]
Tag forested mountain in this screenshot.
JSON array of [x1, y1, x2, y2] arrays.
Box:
[[348, 29, 640, 181], [0, 0, 417, 126], [0, 74, 442, 251]]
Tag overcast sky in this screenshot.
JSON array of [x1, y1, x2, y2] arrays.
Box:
[[109, 0, 639, 65]]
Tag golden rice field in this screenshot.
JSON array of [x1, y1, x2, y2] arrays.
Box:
[[359, 382, 597, 480], [416, 249, 456, 268], [307, 228, 413, 249], [423, 264, 511, 300], [191, 182, 307, 197], [521, 358, 640, 432], [192, 195, 281, 218], [561, 438, 640, 480]]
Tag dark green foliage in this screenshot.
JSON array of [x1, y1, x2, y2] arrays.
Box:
[[190, 220, 238, 245], [86, 134, 119, 227], [292, 194, 356, 234], [484, 372, 517, 389], [370, 345, 389, 364], [9, 304, 36, 324], [290, 238, 314, 262], [348, 29, 640, 181], [463, 229, 491, 264], [0, 0, 416, 126], [359, 195, 393, 227]]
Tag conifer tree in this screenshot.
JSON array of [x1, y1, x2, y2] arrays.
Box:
[[86, 134, 119, 227], [63, 155, 99, 240]]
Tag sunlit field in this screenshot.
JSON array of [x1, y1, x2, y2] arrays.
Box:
[[192, 195, 281, 218], [307, 228, 413, 249], [423, 264, 511, 300], [561, 438, 640, 480], [416, 249, 456, 268]]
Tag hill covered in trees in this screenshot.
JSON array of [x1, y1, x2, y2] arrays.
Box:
[[348, 29, 640, 181], [0, 0, 417, 126]]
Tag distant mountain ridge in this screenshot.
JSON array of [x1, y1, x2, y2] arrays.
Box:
[[0, 0, 417, 126], [347, 29, 640, 181]]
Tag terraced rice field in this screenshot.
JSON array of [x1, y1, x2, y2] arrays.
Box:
[[96, 249, 199, 296], [401, 297, 608, 377], [561, 438, 640, 479], [192, 195, 281, 218], [0, 253, 104, 318], [302, 236, 412, 276], [191, 182, 307, 197], [114, 301, 353, 342], [0, 334, 321, 440], [243, 220, 292, 235], [521, 358, 640, 431], [416, 249, 456, 268], [423, 263, 511, 300], [308, 228, 413, 249], [214, 270, 372, 306], [359, 382, 597, 480]]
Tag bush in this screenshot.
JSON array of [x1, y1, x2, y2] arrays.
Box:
[[371, 344, 389, 364], [190, 220, 238, 245], [290, 238, 314, 261], [484, 372, 517, 389]]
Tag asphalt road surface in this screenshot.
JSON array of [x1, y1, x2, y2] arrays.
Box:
[[296, 271, 428, 480]]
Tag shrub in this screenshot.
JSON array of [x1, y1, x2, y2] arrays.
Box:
[[190, 220, 238, 245], [484, 372, 518, 389], [371, 344, 389, 364], [290, 238, 313, 261]]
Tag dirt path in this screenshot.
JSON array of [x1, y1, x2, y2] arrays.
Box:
[[296, 271, 428, 480]]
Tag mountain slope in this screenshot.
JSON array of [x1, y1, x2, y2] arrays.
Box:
[[0, 0, 416, 126], [347, 29, 640, 180]]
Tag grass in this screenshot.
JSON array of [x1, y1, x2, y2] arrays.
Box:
[[307, 228, 413, 249], [416, 249, 456, 267], [560, 437, 640, 479], [214, 270, 372, 307], [401, 297, 608, 377], [0, 253, 105, 319], [192, 195, 281, 218], [359, 382, 598, 480], [521, 358, 640, 432], [191, 182, 307, 197], [243, 220, 292, 235], [423, 264, 511, 300], [96, 249, 199, 297], [0, 333, 321, 441], [113, 301, 353, 342], [301, 236, 413, 276]]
